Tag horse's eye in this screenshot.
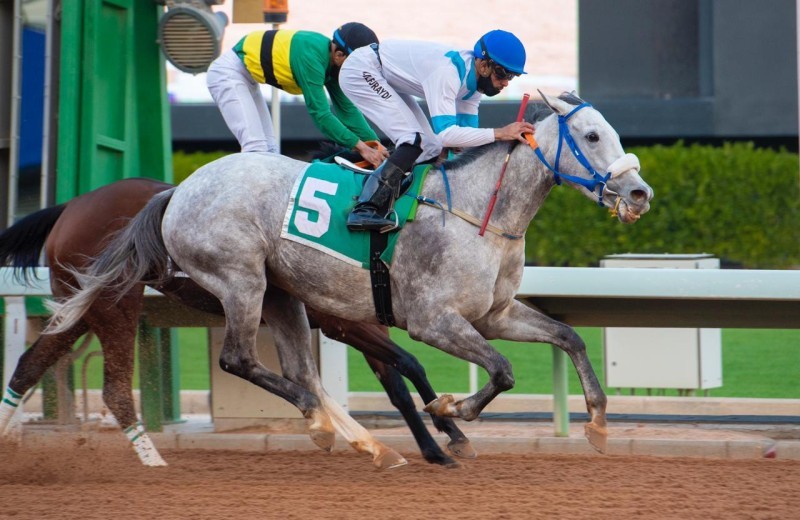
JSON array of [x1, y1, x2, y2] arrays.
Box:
[[586, 132, 599, 143]]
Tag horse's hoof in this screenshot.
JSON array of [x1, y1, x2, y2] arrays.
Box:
[[374, 449, 408, 470], [422, 449, 460, 468], [423, 394, 457, 417], [306, 409, 335, 452], [447, 438, 478, 459], [309, 429, 336, 452], [584, 421, 608, 454]]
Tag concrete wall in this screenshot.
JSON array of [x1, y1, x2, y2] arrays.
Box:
[[579, 0, 798, 139], [171, 1, 799, 146]]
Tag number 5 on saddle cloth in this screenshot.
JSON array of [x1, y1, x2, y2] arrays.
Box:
[[281, 161, 432, 325]]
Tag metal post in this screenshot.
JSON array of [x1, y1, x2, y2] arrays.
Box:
[[318, 331, 348, 410], [7, 0, 23, 224], [468, 363, 478, 394], [137, 320, 164, 432], [40, 0, 60, 209], [2, 297, 26, 392], [159, 328, 181, 422], [552, 345, 569, 437], [2, 296, 25, 433]]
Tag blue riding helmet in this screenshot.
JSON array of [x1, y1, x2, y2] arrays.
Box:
[[473, 30, 527, 75]]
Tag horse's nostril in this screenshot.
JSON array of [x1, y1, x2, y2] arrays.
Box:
[[630, 189, 649, 204]]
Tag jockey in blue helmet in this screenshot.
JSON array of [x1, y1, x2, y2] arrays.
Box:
[[473, 29, 527, 97], [340, 30, 532, 232]]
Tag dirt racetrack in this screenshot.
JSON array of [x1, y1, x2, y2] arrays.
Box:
[[1, 445, 799, 520]]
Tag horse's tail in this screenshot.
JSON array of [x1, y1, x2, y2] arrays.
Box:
[[44, 188, 176, 334], [0, 204, 66, 284]]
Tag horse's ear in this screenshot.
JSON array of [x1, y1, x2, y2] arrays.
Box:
[[538, 89, 571, 116]]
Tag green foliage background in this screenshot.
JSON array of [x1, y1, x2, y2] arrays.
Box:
[[525, 142, 800, 268], [174, 142, 800, 269]]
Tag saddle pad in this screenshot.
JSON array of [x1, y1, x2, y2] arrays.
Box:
[[280, 161, 430, 268]]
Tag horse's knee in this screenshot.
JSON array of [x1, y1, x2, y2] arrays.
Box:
[[490, 356, 515, 392], [559, 327, 586, 353], [218, 350, 253, 378]]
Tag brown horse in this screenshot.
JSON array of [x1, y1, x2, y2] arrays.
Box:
[[0, 177, 474, 467]]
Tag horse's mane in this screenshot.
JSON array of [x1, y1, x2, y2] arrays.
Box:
[[442, 91, 586, 170]]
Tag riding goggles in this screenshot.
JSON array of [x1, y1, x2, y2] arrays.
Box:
[[491, 62, 519, 81]]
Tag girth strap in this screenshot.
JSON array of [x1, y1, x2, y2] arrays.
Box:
[[369, 230, 395, 326]]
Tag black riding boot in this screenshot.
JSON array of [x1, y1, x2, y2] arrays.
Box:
[[346, 161, 407, 232]]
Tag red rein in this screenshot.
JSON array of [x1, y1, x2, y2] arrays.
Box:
[[478, 93, 531, 236]]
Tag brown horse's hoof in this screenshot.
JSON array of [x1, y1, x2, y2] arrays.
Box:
[[584, 421, 608, 454], [423, 394, 457, 417], [373, 448, 408, 470], [309, 429, 335, 452], [447, 438, 478, 459], [307, 410, 335, 452]]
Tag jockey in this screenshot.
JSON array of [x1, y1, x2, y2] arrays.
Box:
[[207, 22, 388, 168], [340, 30, 535, 232]]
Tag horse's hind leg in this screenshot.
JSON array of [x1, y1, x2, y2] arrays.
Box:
[[311, 311, 474, 464], [198, 273, 336, 451], [362, 356, 464, 467], [0, 321, 89, 435], [264, 289, 406, 469], [83, 291, 167, 466]]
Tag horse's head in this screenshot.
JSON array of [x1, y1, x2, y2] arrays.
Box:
[[533, 91, 653, 224]]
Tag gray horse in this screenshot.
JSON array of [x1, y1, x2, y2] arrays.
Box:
[[47, 92, 653, 466]]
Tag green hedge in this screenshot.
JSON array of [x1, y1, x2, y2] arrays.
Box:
[[172, 150, 228, 185], [525, 142, 800, 268], [173, 142, 800, 269]]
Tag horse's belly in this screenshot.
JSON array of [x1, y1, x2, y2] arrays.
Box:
[[267, 240, 381, 322]]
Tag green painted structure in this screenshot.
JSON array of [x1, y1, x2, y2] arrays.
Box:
[[57, 0, 173, 201], [51, 1, 177, 430]]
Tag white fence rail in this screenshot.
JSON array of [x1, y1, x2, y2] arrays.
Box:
[[3, 266, 799, 436]]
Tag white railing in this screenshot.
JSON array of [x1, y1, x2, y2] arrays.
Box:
[[3, 266, 800, 436]]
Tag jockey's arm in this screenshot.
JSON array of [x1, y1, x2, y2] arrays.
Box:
[[424, 68, 494, 149]]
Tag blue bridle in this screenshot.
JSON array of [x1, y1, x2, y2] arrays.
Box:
[[532, 102, 612, 206]]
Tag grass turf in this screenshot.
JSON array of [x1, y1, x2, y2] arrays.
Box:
[[72, 327, 799, 399]]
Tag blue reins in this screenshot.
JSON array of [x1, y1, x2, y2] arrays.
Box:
[[532, 102, 612, 206]]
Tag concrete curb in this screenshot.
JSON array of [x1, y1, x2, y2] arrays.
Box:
[[16, 419, 798, 461]]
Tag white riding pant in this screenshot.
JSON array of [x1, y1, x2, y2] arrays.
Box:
[[206, 50, 278, 153], [339, 47, 441, 163]]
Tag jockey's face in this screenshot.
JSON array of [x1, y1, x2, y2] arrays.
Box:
[[476, 59, 516, 97]]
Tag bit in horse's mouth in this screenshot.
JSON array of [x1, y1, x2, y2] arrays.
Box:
[[615, 199, 642, 223]]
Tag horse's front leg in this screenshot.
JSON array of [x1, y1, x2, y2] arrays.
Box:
[[408, 312, 515, 422], [476, 300, 608, 453], [0, 321, 90, 437]]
